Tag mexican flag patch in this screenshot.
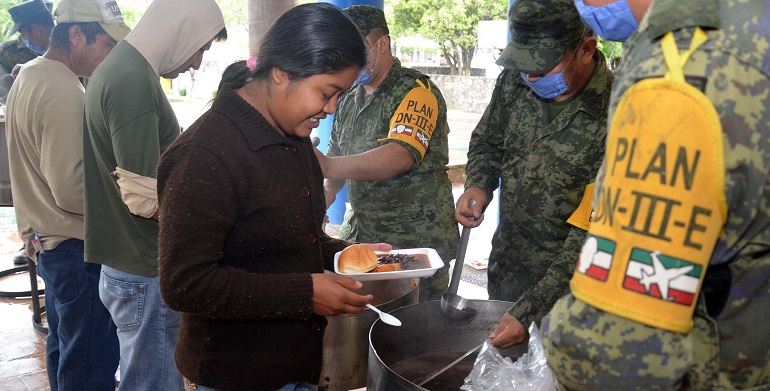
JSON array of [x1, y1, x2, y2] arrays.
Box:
[[622, 249, 702, 306], [576, 235, 615, 282]]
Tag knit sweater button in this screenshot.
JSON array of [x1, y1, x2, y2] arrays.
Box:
[[312, 322, 322, 332], [300, 186, 310, 197], [307, 233, 317, 244]]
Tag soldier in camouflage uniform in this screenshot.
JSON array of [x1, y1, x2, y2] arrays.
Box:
[[542, 0, 770, 389], [456, 0, 613, 347], [0, 0, 53, 75], [320, 5, 458, 302]]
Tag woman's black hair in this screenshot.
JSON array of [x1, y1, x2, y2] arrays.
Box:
[[217, 60, 250, 91], [252, 3, 366, 82], [49, 22, 106, 52]]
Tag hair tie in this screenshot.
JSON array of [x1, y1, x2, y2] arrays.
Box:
[[246, 56, 258, 72]]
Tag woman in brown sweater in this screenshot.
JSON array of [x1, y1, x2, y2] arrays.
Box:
[[157, 4, 384, 390]]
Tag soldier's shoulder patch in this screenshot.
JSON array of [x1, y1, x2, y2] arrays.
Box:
[[378, 83, 438, 161]]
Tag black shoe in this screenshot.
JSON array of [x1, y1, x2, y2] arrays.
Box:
[[13, 248, 30, 266]]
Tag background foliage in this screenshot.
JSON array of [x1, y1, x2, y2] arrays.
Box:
[[0, 0, 248, 43], [390, 0, 507, 76], [0, 0, 18, 42], [0, 0, 623, 74]]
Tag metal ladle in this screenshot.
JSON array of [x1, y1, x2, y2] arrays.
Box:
[[440, 200, 478, 322]]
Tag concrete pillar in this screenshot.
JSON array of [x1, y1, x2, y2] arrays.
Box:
[[248, 0, 296, 57]]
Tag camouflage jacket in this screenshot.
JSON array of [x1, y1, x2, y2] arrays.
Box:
[[327, 58, 458, 270], [464, 54, 612, 327], [0, 36, 37, 75], [542, 0, 770, 389]]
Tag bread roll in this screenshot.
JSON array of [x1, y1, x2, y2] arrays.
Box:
[[373, 263, 402, 273], [338, 244, 378, 274]]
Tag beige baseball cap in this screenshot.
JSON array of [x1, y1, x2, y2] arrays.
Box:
[[55, 0, 131, 42]]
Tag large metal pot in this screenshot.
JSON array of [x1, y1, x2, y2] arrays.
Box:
[[368, 299, 527, 391], [320, 277, 419, 390]]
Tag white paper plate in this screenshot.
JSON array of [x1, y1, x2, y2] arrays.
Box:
[[465, 259, 488, 270], [334, 247, 444, 281]]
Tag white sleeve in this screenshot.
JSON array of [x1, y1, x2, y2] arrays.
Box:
[[113, 167, 158, 218]]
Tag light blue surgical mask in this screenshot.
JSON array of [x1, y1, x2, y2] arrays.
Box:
[[24, 39, 45, 55], [574, 0, 638, 42], [354, 67, 373, 86], [521, 44, 579, 100], [520, 71, 569, 99], [354, 36, 385, 86]]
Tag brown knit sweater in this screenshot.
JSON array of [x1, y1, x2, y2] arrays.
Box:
[[157, 85, 350, 390]]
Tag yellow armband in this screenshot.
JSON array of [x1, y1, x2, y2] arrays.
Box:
[[567, 183, 595, 231], [570, 28, 727, 334], [378, 79, 438, 161]]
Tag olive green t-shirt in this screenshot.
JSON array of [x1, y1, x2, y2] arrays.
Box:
[[83, 42, 180, 276]]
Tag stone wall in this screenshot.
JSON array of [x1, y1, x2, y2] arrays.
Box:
[[428, 75, 496, 114]]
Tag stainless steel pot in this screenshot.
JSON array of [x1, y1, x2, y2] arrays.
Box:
[[368, 299, 527, 391], [320, 278, 419, 391]]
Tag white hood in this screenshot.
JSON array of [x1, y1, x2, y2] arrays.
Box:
[[125, 0, 225, 76]]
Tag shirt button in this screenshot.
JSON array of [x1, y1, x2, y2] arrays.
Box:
[[312, 323, 322, 332], [287, 146, 297, 154], [307, 233, 317, 244], [300, 186, 310, 197]]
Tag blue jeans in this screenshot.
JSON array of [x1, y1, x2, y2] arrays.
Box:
[[36, 239, 119, 391], [196, 383, 318, 391], [99, 265, 184, 391]]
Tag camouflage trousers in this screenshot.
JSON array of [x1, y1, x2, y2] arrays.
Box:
[[541, 294, 770, 390]]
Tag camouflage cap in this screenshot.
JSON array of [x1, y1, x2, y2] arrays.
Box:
[[343, 5, 389, 37], [496, 0, 584, 74], [8, 0, 54, 35]]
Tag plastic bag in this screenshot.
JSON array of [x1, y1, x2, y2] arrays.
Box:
[[460, 322, 556, 391]]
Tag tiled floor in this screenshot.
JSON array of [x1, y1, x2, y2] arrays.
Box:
[[0, 241, 49, 391]]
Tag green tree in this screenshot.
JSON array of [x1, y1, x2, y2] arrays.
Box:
[[1, 0, 20, 43], [596, 37, 622, 71], [391, 0, 507, 76]]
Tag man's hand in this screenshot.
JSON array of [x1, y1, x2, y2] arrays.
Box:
[[311, 273, 373, 317], [323, 178, 345, 210], [489, 312, 527, 349], [324, 186, 337, 209], [456, 187, 487, 228]]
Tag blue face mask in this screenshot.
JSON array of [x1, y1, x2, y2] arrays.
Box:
[[24, 39, 45, 55], [520, 72, 569, 99], [520, 44, 580, 100], [353, 36, 385, 86], [354, 67, 373, 86], [574, 0, 638, 42]]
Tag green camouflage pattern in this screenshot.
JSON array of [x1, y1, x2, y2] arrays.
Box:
[[464, 54, 612, 328], [496, 0, 585, 74], [343, 5, 388, 37], [327, 59, 458, 302], [542, 0, 770, 389], [0, 36, 37, 74]]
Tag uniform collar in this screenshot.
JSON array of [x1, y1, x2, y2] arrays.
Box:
[[559, 53, 613, 120], [353, 57, 405, 98]]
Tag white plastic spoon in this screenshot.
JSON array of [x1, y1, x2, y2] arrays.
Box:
[[366, 304, 402, 327]]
